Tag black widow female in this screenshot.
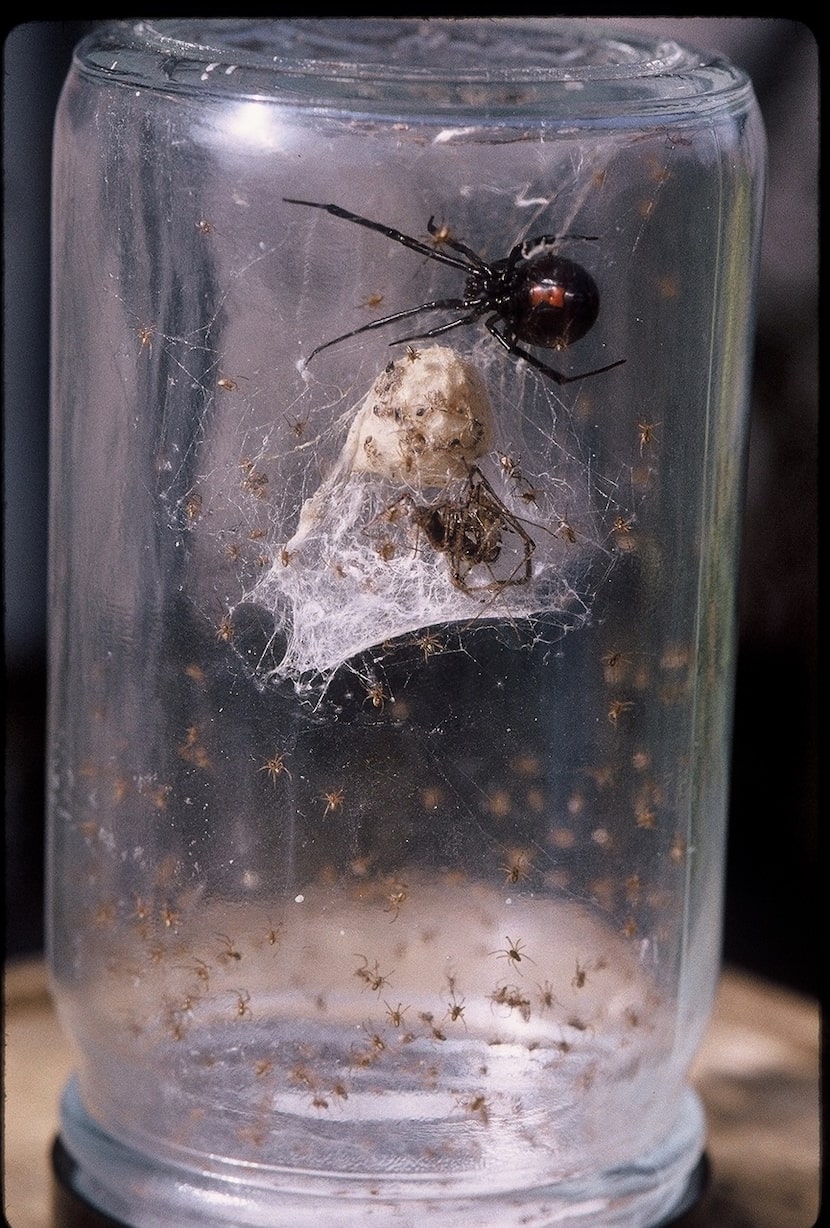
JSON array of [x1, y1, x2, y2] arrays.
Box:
[[284, 197, 625, 386]]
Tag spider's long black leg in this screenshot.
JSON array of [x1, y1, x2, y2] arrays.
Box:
[[387, 311, 486, 349], [284, 198, 478, 274], [484, 318, 626, 385], [304, 298, 474, 363]]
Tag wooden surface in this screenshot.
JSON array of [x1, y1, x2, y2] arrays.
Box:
[[3, 960, 820, 1227]]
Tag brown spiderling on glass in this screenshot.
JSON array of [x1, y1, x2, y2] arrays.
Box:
[[363, 681, 388, 711], [637, 420, 660, 454], [384, 1001, 409, 1029], [413, 631, 444, 661], [499, 452, 524, 482], [555, 515, 578, 545], [572, 959, 590, 990], [490, 935, 535, 972], [322, 787, 344, 816], [241, 468, 269, 500], [607, 698, 635, 726], [260, 751, 292, 784], [536, 980, 559, 1011], [216, 615, 234, 643], [184, 491, 203, 523], [601, 649, 631, 677], [425, 216, 456, 249], [446, 989, 468, 1028], [383, 880, 408, 921], [490, 982, 532, 1021], [613, 515, 635, 537], [178, 957, 212, 990], [232, 989, 252, 1021], [354, 955, 393, 995], [137, 324, 155, 353], [216, 932, 242, 964], [160, 903, 181, 931], [283, 414, 309, 440], [500, 848, 532, 885]]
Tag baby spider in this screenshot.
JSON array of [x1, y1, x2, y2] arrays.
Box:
[[459, 1093, 490, 1125], [216, 615, 235, 643], [490, 983, 532, 1021], [536, 980, 559, 1011], [283, 198, 625, 386], [637, 420, 660, 454], [499, 453, 524, 482], [177, 957, 211, 990], [384, 1001, 409, 1029], [413, 631, 444, 660], [383, 880, 408, 921], [572, 960, 590, 990], [490, 935, 535, 972], [500, 848, 532, 885], [446, 990, 468, 1028], [354, 955, 393, 994], [232, 989, 252, 1020], [260, 751, 292, 784], [216, 932, 242, 964], [607, 699, 635, 726], [322, 787, 345, 816], [137, 323, 156, 352], [363, 680, 388, 711], [424, 215, 456, 249], [160, 903, 181, 931]]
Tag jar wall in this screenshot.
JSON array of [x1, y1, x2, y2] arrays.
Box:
[[47, 19, 764, 1226]]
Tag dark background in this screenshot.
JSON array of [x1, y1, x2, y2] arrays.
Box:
[[3, 20, 818, 995]]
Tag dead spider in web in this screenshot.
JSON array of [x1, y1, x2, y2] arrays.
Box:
[[395, 466, 535, 595]]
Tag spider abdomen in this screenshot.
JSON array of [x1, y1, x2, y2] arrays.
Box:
[[507, 247, 600, 351]]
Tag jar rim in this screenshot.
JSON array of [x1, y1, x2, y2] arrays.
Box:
[[73, 18, 753, 121]]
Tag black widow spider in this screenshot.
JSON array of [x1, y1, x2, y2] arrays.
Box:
[[284, 198, 625, 386]]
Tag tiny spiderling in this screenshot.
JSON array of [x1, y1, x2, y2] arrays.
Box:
[[260, 751, 292, 784], [490, 935, 535, 972]]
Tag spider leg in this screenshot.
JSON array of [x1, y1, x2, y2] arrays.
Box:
[[484, 318, 625, 385], [284, 198, 477, 274], [305, 298, 476, 362], [386, 310, 486, 349]]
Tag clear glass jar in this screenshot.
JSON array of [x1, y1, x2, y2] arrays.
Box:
[[47, 19, 765, 1228]]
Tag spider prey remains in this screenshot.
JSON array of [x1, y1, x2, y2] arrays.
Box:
[[392, 465, 535, 595], [284, 198, 625, 386]]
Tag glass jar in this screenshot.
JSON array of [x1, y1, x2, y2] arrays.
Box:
[[48, 19, 765, 1228]]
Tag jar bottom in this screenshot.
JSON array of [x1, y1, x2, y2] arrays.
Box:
[[54, 1076, 706, 1227]]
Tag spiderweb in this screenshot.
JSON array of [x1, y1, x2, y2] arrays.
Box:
[[116, 124, 677, 696]]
